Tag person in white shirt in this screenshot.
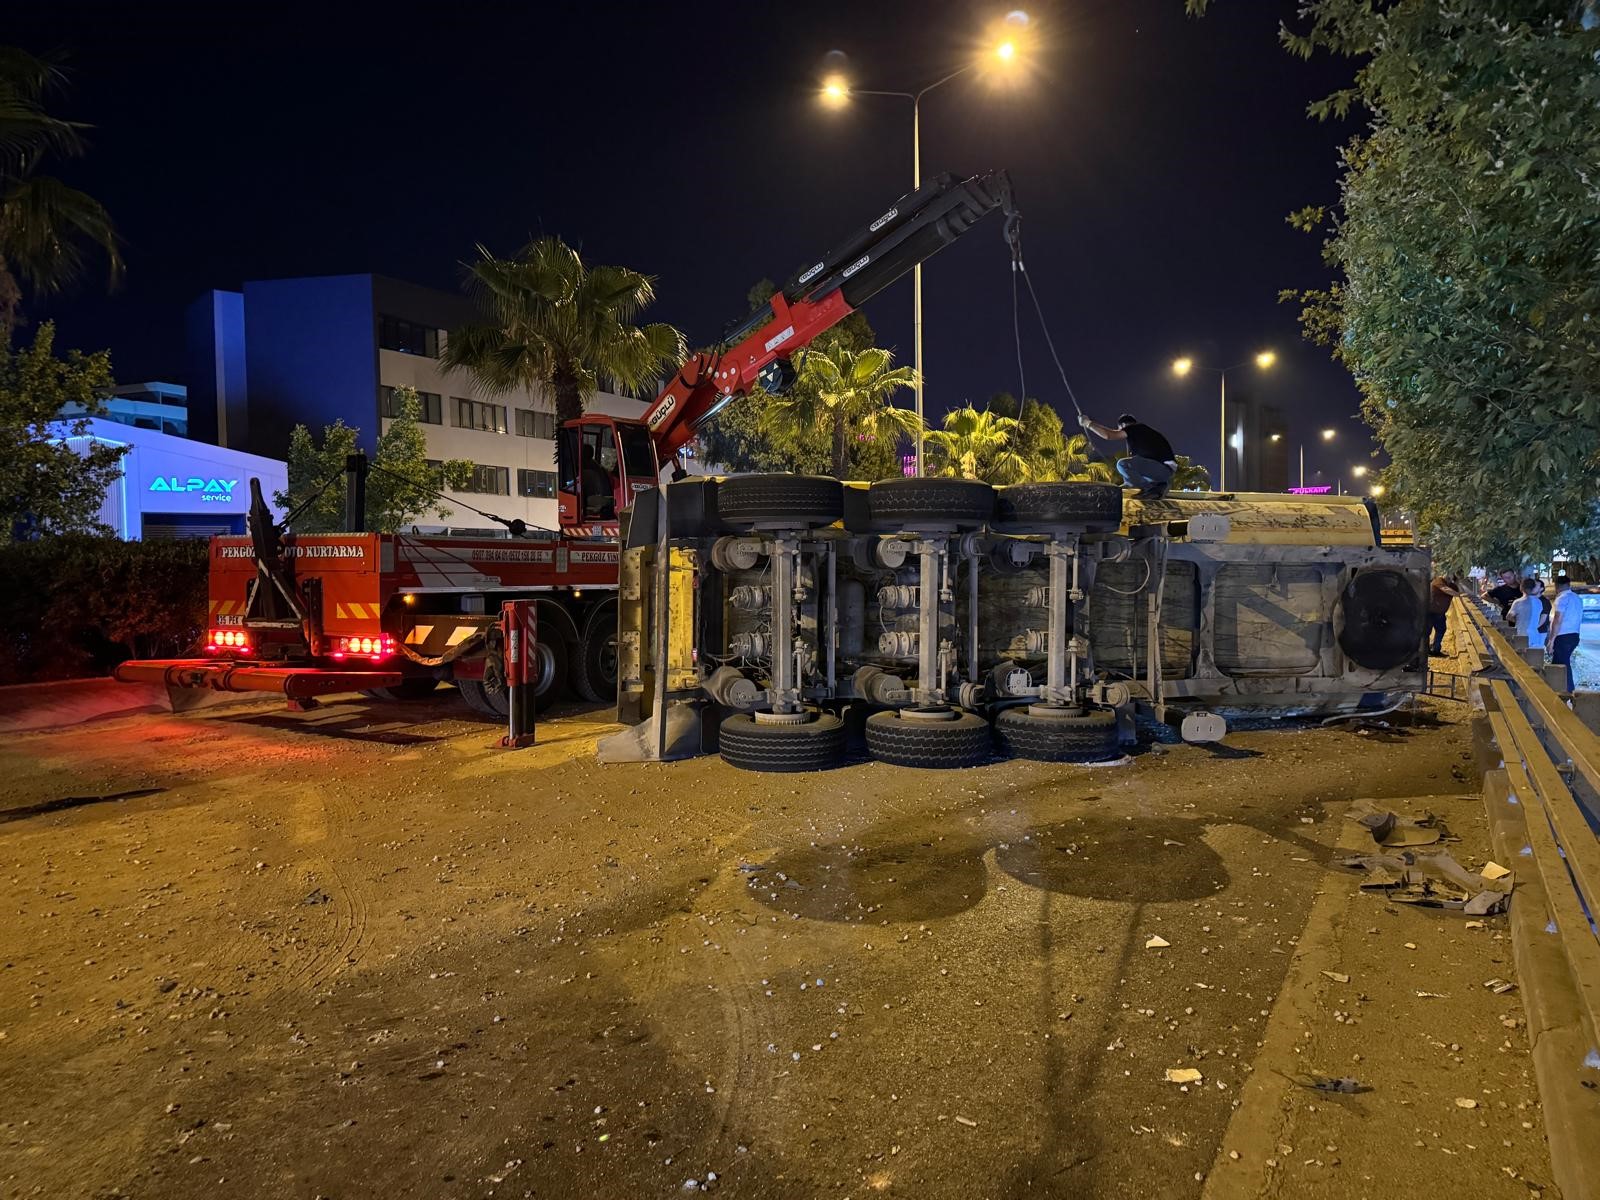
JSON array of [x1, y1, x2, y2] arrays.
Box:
[[1547, 575, 1584, 693], [1509, 579, 1546, 650]]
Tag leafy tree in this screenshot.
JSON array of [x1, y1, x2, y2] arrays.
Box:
[[1190, 1, 1600, 565], [443, 236, 685, 426], [275, 388, 474, 532], [759, 344, 920, 479], [1, 321, 122, 538], [0, 48, 122, 344]]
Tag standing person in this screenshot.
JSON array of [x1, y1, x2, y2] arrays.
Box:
[[1487, 571, 1521, 621], [1078, 413, 1177, 500], [1509, 579, 1546, 651], [1427, 574, 1460, 657], [1547, 574, 1584, 693]]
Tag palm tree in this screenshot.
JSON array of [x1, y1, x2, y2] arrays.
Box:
[[926, 405, 1030, 483], [1171, 455, 1210, 491], [1056, 432, 1118, 483], [0, 48, 122, 343], [760, 345, 920, 479], [443, 236, 685, 426]]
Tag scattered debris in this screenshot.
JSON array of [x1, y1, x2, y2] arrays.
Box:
[[1483, 978, 1517, 995], [1290, 1073, 1369, 1094], [954, 1116, 978, 1128], [1481, 862, 1511, 881], [1146, 935, 1171, 949], [1345, 799, 1453, 848], [302, 889, 331, 905], [1415, 991, 1448, 999], [1321, 971, 1350, 984], [1455, 1097, 1479, 1109], [1165, 1068, 1204, 1085], [1336, 848, 1512, 913]]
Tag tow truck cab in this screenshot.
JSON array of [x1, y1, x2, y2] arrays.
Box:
[[557, 415, 660, 528]]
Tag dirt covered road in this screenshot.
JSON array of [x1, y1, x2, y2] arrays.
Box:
[[0, 691, 1555, 1198]]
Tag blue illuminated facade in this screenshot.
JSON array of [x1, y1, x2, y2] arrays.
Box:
[[60, 417, 287, 540]]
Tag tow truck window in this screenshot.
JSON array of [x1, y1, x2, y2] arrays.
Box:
[[618, 424, 656, 479]]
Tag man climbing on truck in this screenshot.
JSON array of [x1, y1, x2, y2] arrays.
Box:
[[1078, 412, 1177, 499]]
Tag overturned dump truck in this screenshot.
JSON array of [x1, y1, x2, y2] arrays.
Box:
[[609, 476, 1431, 771]]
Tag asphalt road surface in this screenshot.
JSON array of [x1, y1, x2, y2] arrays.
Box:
[[0, 688, 1555, 1199]]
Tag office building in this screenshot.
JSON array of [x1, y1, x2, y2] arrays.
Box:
[[187, 275, 649, 532], [1222, 390, 1289, 492]]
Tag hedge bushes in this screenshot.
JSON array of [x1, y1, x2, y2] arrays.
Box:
[[0, 537, 210, 685]]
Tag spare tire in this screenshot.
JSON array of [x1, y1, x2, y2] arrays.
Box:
[[1335, 567, 1426, 671], [717, 474, 843, 527], [867, 478, 995, 530], [994, 482, 1123, 530]]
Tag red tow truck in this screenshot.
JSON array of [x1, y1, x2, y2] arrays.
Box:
[[115, 170, 1019, 715]]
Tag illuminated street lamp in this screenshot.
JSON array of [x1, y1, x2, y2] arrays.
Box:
[[1169, 351, 1276, 492], [1298, 427, 1338, 489], [819, 13, 1030, 475], [1370, 484, 1386, 498]]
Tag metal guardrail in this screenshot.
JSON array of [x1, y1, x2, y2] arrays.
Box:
[[1459, 597, 1600, 1198]]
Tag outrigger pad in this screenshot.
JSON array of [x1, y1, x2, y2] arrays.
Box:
[[596, 700, 702, 763]]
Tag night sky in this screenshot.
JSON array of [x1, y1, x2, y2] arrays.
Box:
[[10, 0, 1377, 487]]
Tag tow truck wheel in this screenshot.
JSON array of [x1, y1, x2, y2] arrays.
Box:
[[718, 711, 846, 773], [716, 474, 844, 528], [864, 709, 992, 768], [455, 637, 569, 719], [993, 705, 1120, 762], [571, 609, 618, 704], [360, 679, 441, 702]]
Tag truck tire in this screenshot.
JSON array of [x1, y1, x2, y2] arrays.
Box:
[[864, 709, 992, 768], [719, 712, 846, 773], [571, 609, 618, 704], [867, 478, 994, 529], [359, 679, 440, 702], [993, 706, 1120, 762], [717, 474, 843, 527], [994, 482, 1122, 530], [455, 637, 569, 719]]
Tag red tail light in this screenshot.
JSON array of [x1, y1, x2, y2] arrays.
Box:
[[334, 633, 395, 660], [206, 629, 251, 654]]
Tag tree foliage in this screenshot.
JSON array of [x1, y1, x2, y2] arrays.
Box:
[[696, 280, 905, 478], [1194, 2, 1600, 568], [0, 47, 122, 343], [1, 320, 122, 538], [760, 345, 920, 478], [275, 388, 474, 532], [443, 235, 685, 427]]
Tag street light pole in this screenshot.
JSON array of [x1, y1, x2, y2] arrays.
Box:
[[912, 92, 923, 476], [1218, 370, 1226, 493]]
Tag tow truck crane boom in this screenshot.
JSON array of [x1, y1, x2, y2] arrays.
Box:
[[560, 170, 1018, 527]]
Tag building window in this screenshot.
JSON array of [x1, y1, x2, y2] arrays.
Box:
[[380, 386, 442, 424], [518, 468, 557, 498], [515, 408, 558, 439], [377, 315, 440, 358], [459, 464, 510, 495], [454, 397, 508, 434]]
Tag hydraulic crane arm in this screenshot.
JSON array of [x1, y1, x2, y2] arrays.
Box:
[[642, 169, 1019, 463]]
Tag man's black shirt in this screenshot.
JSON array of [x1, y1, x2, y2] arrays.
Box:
[[1122, 423, 1174, 463]]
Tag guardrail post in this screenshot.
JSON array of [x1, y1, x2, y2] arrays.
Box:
[[501, 599, 538, 748]]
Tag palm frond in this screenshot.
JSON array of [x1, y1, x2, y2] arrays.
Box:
[[0, 174, 122, 294]]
